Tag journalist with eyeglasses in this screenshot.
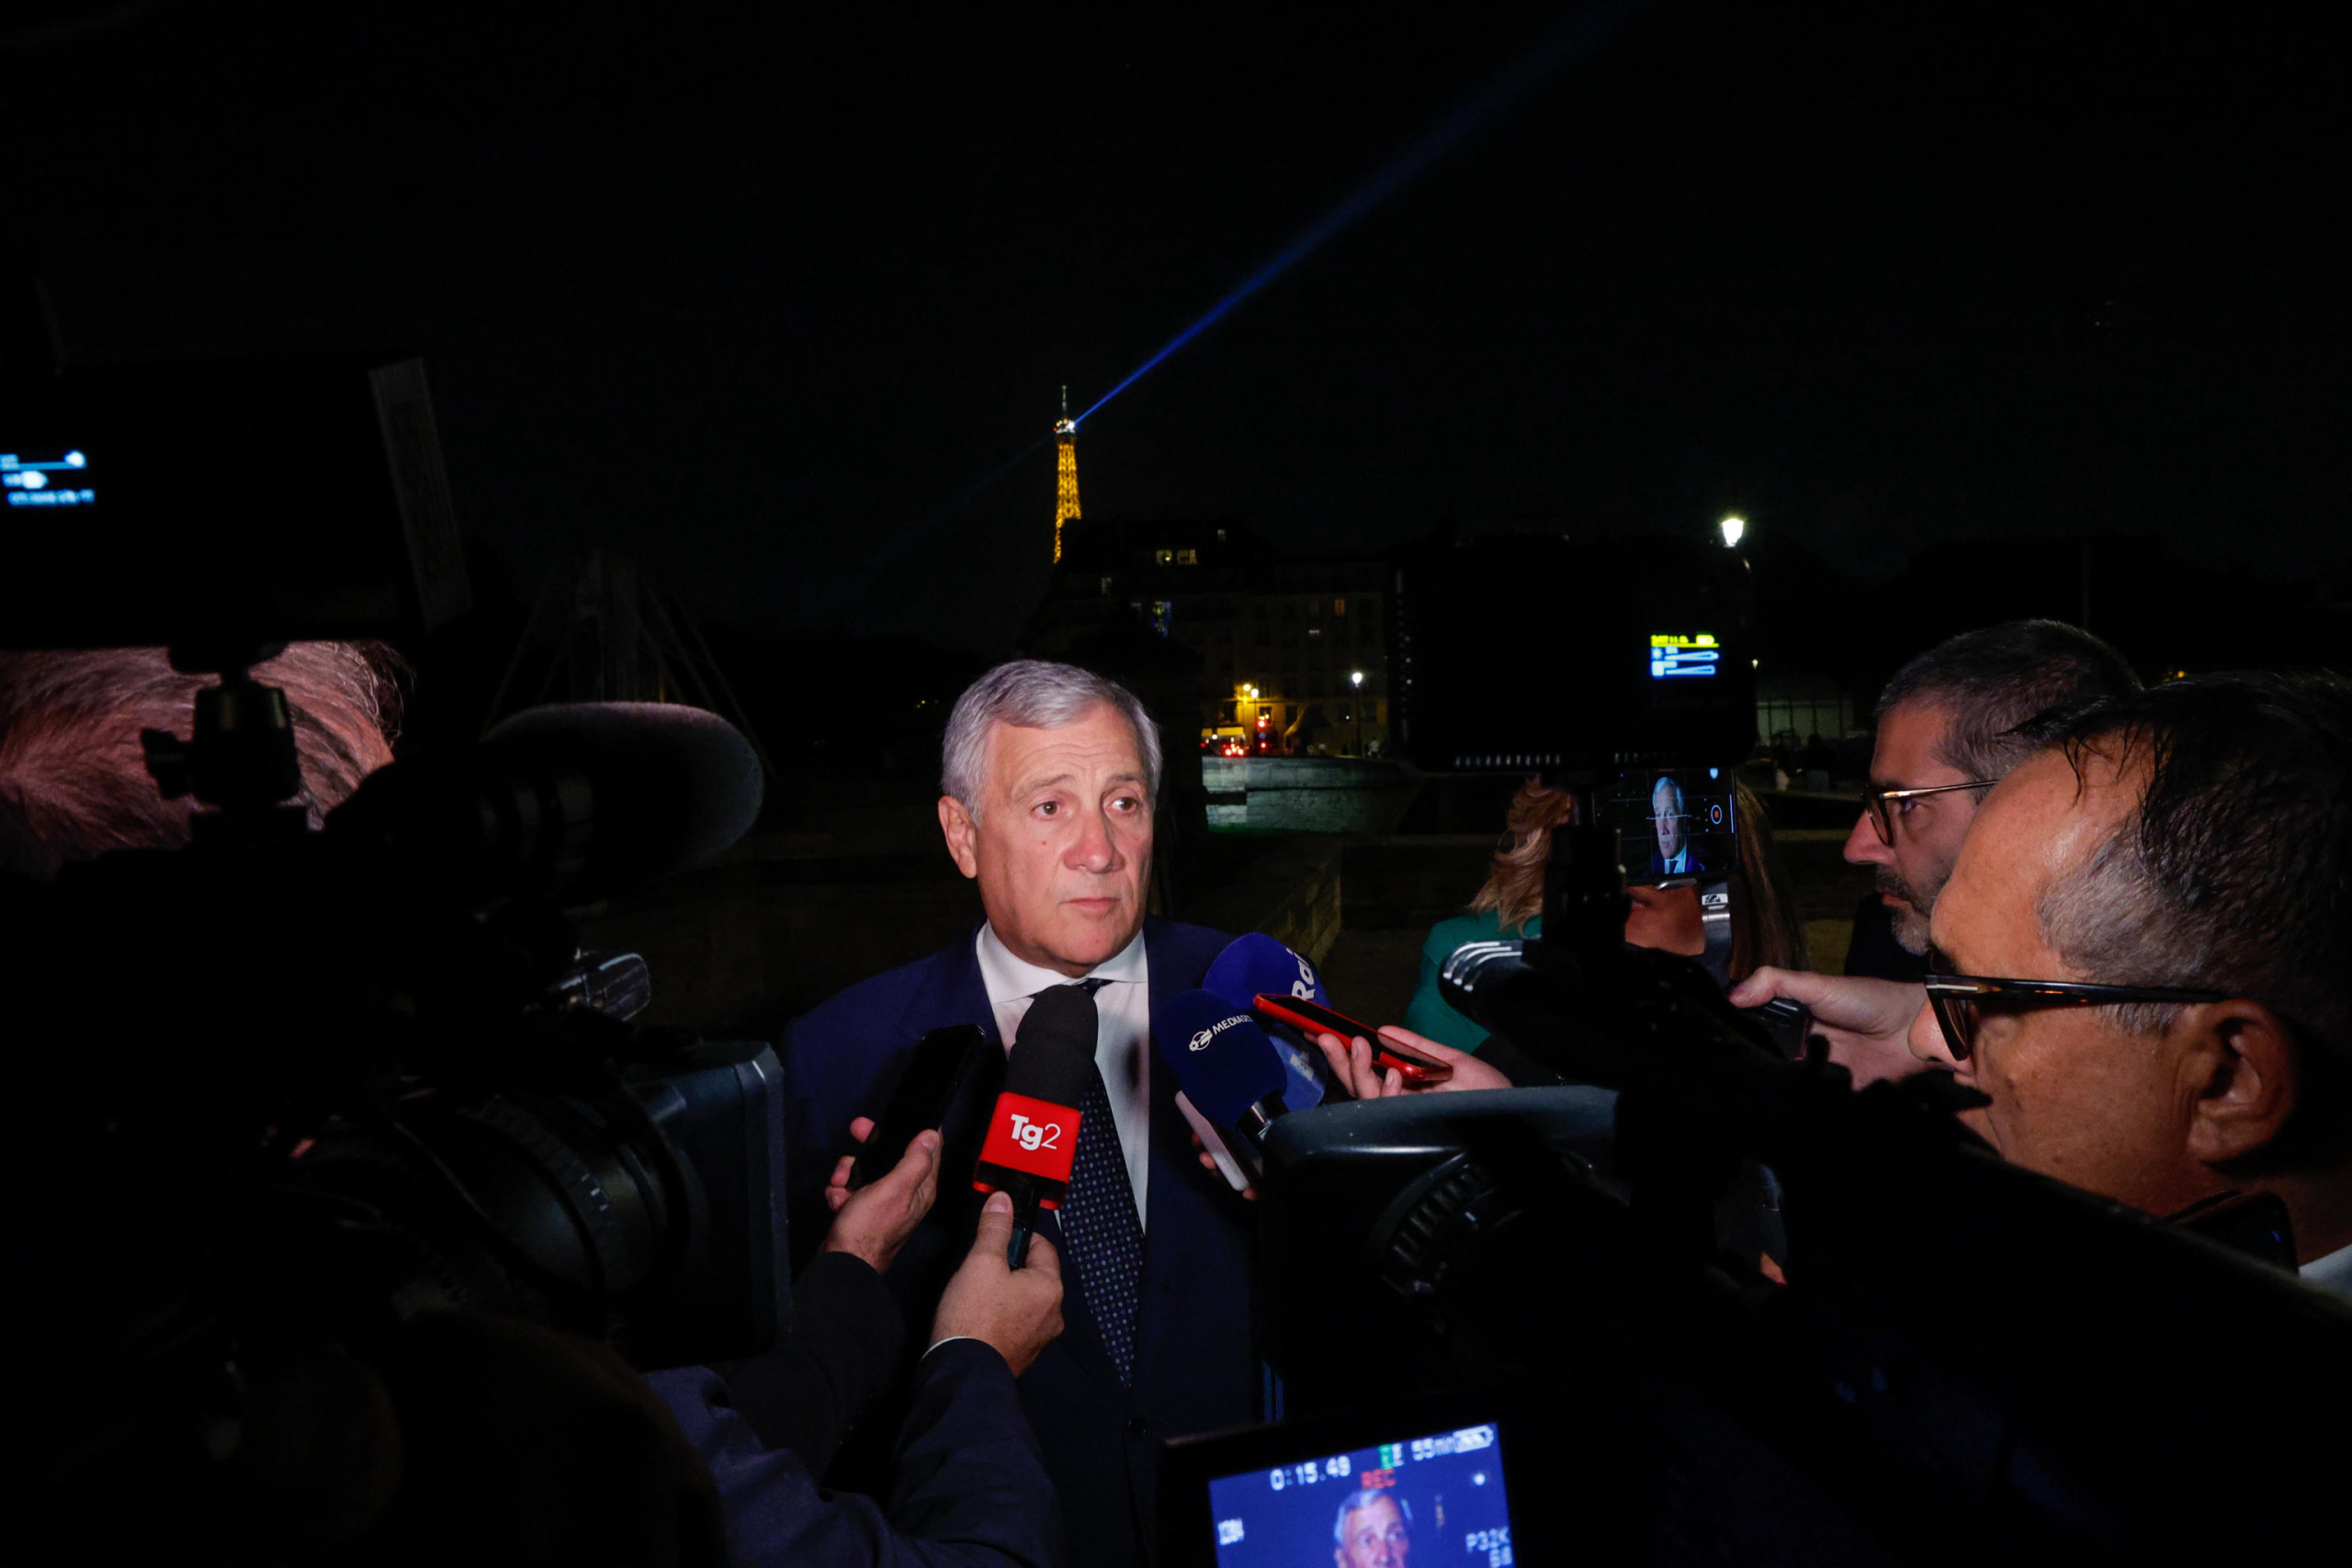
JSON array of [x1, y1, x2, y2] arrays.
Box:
[[1732, 619, 2139, 1082], [1904, 669, 2352, 1292]]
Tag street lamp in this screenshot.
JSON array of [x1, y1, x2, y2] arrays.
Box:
[[1718, 513, 1747, 548]]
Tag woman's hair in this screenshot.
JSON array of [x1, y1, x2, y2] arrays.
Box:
[[0, 641, 402, 878], [1469, 778, 1578, 933], [1725, 781, 1811, 976], [1468, 775, 1812, 980]]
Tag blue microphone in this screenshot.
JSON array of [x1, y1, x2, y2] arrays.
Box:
[[1156, 988, 1293, 1179], [1202, 933, 1330, 1110]]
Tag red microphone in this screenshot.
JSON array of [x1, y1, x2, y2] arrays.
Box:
[[973, 985, 1099, 1267]]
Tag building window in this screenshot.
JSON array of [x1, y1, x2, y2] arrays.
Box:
[[1176, 547, 1198, 566], [1216, 528, 1227, 543], [1306, 626, 1322, 639], [1154, 548, 1174, 566], [1334, 598, 1346, 616], [1099, 576, 1114, 595]]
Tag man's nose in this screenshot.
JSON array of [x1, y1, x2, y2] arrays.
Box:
[[1064, 807, 1120, 872], [1908, 992, 1960, 1068], [1843, 809, 1892, 868]]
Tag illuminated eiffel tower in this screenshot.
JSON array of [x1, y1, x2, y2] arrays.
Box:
[[1053, 385, 1080, 563]]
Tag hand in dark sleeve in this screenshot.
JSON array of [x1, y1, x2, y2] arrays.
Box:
[[711, 1249, 905, 1475], [649, 1356, 1059, 1568], [714, 1118, 936, 1467]]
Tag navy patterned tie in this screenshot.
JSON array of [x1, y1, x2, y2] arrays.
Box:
[[1049, 978, 1146, 1385]]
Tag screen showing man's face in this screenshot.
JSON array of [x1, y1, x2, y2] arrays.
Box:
[[1203, 1421, 1510, 1568], [1651, 779, 1685, 861], [1335, 1496, 1409, 1568]]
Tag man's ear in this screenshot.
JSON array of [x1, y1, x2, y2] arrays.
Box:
[[937, 795, 979, 880], [2184, 1000, 2301, 1167]]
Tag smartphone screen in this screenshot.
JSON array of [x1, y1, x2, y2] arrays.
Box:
[[855, 1024, 990, 1186], [1592, 765, 1736, 986], [1253, 995, 1453, 1086]]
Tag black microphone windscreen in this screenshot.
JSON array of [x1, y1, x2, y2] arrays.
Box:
[[486, 701, 763, 893], [1008, 984, 1100, 1106]]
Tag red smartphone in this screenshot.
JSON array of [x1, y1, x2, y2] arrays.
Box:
[[1251, 993, 1453, 1086]]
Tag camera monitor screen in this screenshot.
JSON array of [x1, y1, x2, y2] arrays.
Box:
[[1596, 765, 1733, 889], [1595, 764, 1736, 984], [1202, 1419, 1518, 1566]]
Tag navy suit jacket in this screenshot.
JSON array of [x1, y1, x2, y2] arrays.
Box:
[[783, 918, 1260, 1568]]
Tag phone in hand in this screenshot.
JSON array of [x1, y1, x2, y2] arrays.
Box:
[[1251, 994, 1453, 1086], [854, 1023, 991, 1187]]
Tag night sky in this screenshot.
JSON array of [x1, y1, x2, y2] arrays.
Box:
[[6, 2, 2346, 652]]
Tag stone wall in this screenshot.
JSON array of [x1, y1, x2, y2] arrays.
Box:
[[1201, 756, 1422, 833]]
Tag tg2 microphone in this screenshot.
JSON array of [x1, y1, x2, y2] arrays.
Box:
[[973, 985, 1097, 1267], [1155, 988, 1292, 1180]]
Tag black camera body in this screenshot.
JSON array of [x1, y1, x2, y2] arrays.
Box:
[[1, 345, 786, 1533]]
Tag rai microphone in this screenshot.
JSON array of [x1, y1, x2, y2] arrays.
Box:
[[973, 985, 1098, 1268], [1154, 988, 1292, 1180], [1200, 932, 1330, 1111]]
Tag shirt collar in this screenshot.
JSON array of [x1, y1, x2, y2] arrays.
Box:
[[976, 922, 1147, 1007]]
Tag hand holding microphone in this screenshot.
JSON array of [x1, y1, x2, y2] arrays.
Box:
[[931, 1191, 1066, 1377]]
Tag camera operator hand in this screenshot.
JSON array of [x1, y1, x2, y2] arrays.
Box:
[[930, 1190, 1066, 1377], [820, 1117, 942, 1275], [1727, 967, 1928, 1086], [1313, 1024, 1512, 1100]]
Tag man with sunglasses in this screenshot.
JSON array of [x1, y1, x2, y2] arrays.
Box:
[[1908, 671, 2352, 1288], [1732, 620, 2138, 1082]]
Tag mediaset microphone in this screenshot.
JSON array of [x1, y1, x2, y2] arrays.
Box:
[[973, 985, 1097, 1268], [1155, 988, 1292, 1180]]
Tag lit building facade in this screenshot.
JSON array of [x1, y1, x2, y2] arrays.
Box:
[[1028, 517, 1391, 758]]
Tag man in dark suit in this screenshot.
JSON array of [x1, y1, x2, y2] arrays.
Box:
[[783, 660, 1259, 1568]]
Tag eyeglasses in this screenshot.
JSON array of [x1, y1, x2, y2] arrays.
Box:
[[1858, 780, 1997, 845], [1921, 966, 2228, 1063]]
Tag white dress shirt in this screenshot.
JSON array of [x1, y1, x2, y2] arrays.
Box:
[[1657, 843, 1691, 874], [2301, 1239, 2352, 1299], [976, 924, 1153, 1229]]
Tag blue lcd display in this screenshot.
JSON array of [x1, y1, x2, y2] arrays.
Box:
[[0, 449, 96, 508], [1648, 632, 1719, 679], [1205, 1420, 1516, 1566]]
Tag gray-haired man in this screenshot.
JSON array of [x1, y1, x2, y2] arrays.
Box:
[[1332, 1489, 1412, 1568], [783, 659, 1257, 1568]]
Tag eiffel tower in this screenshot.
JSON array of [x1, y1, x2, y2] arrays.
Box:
[[1053, 385, 1080, 563]]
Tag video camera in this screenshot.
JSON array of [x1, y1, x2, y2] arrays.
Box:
[[1, 346, 789, 1540]]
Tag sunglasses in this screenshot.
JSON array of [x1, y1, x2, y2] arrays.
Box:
[[1858, 780, 1997, 846], [1920, 956, 2227, 1063]]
